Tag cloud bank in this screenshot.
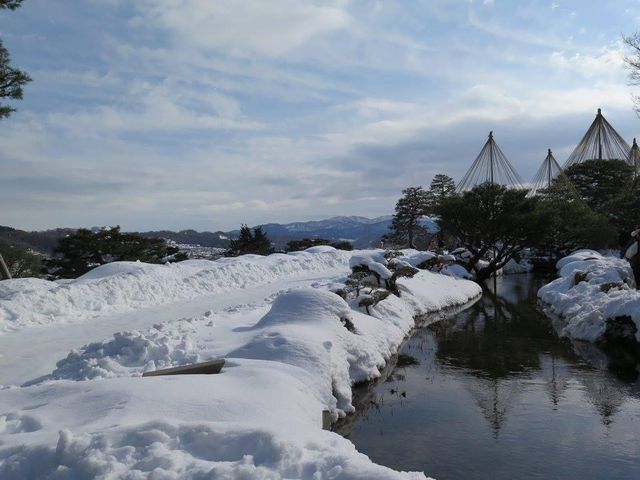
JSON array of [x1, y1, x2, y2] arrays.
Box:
[[1, 0, 639, 231]]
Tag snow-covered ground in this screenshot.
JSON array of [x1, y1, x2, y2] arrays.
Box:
[[0, 249, 353, 333], [0, 248, 481, 479], [538, 250, 640, 343]]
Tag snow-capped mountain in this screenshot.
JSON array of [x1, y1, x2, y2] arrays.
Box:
[[230, 215, 396, 248]]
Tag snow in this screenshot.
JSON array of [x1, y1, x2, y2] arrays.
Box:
[[538, 250, 640, 343], [0, 249, 481, 479], [502, 258, 533, 274], [348, 253, 392, 280], [0, 247, 481, 479], [396, 250, 435, 267], [0, 248, 352, 333], [441, 264, 473, 279], [625, 241, 638, 259]]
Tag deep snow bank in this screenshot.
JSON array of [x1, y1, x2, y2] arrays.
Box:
[[0, 249, 352, 333], [0, 257, 480, 479], [538, 250, 640, 342]]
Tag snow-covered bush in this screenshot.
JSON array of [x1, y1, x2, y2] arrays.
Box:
[[359, 289, 392, 314]]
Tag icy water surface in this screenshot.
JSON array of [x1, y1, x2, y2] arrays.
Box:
[[340, 274, 640, 480]]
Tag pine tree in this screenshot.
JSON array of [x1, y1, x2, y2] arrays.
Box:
[[226, 225, 274, 256], [564, 159, 634, 212], [251, 226, 275, 255], [436, 184, 548, 280], [44, 226, 187, 278], [428, 174, 456, 210], [0, 0, 31, 119], [386, 186, 431, 249]]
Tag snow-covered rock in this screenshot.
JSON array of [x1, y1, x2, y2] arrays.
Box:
[[441, 264, 473, 279], [538, 251, 639, 343]]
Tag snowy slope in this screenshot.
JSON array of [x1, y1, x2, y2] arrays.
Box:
[[538, 250, 640, 342], [0, 248, 481, 479], [0, 248, 352, 333]]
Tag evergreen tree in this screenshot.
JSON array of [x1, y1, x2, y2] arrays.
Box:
[[251, 226, 275, 255], [227, 224, 253, 256], [603, 184, 640, 244], [226, 224, 274, 256], [44, 226, 187, 278], [428, 174, 456, 210], [535, 183, 617, 259], [0, 1, 24, 9], [436, 183, 547, 280], [0, 0, 30, 119], [386, 186, 431, 248], [563, 159, 634, 212], [0, 245, 42, 278]]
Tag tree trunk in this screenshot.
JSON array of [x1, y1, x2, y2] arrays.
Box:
[[0, 254, 11, 280]]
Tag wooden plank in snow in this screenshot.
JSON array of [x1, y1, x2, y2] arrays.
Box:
[[142, 359, 225, 377]]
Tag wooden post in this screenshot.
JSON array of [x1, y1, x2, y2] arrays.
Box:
[[322, 410, 332, 431], [0, 254, 11, 280]]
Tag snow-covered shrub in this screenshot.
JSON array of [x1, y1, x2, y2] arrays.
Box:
[[359, 290, 392, 315], [386, 264, 420, 295]]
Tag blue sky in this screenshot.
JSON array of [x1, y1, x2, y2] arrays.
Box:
[[2, 0, 640, 231]]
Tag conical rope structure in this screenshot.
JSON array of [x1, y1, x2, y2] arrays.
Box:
[[457, 131, 524, 192], [527, 149, 579, 198], [563, 109, 631, 168]]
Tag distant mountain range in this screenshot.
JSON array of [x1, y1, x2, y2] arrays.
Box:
[[0, 215, 439, 254], [142, 216, 397, 249]]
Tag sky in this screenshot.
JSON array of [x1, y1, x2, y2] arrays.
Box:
[[2, 0, 640, 232]]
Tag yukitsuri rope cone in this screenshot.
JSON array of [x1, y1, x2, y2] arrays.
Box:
[[563, 108, 631, 168], [457, 131, 524, 192], [527, 149, 579, 198]]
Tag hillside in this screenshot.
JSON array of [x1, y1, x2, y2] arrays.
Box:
[[233, 215, 395, 249], [1, 215, 439, 254], [140, 216, 396, 249], [0, 226, 74, 254]]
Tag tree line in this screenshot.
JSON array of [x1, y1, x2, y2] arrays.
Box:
[[386, 160, 638, 280]]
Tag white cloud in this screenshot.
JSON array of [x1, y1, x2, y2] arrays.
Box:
[[44, 81, 262, 135], [467, 7, 568, 49], [549, 44, 626, 78], [130, 0, 350, 58]]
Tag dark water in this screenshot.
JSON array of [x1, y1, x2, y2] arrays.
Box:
[[340, 274, 640, 480]]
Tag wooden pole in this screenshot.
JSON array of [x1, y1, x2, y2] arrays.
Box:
[[489, 131, 495, 185], [597, 108, 602, 161], [322, 410, 332, 430], [0, 253, 11, 280], [547, 149, 552, 189], [489, 131, 497, 289]]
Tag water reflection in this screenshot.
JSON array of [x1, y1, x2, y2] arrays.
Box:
[[340, 274, 640, 480]]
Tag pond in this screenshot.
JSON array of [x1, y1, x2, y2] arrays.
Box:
[[338, 274, 640, 480]]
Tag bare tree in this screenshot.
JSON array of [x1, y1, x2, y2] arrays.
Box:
[[623, 32, 640, 114]]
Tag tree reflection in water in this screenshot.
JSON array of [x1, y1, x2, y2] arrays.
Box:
[[340, 274, 640, 480], [428, 275, 640, 429]]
